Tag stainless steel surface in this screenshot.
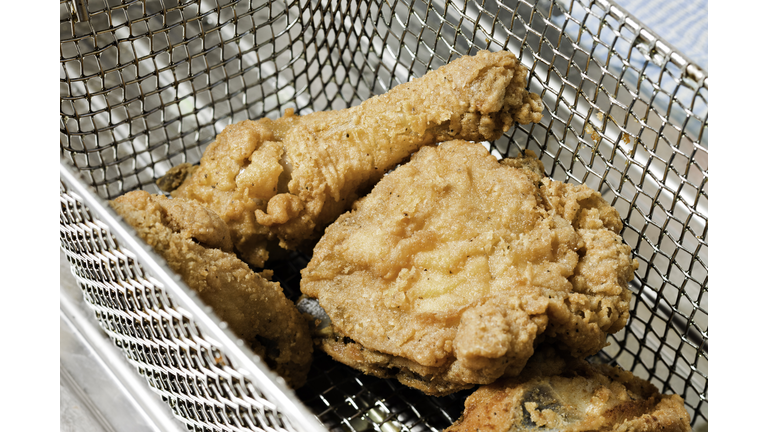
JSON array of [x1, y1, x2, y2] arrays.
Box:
[[60, 0, 708, 430], [60, 162, 325, 432], [61, 250, 186, 432]]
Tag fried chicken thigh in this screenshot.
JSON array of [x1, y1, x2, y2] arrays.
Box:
[[300, 141, 637, 395], [110, 191, 313, 388], [445, 347, 691, 432], [170, 50, 543, 267]]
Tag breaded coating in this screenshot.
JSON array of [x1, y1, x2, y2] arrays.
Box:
[[110, 191, 313, 388], [170, 119, 294, 267], [156, 162, 198, 193], [172, 50, 543, 267], [445, 347, 691, 432], [300, 141, 637, 395]]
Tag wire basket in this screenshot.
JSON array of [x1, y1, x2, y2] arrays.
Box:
[[59, 0, 708, 430]]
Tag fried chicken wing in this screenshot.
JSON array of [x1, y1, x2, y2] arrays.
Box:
[[171, 50, 543, 267], [445, 347, 691, 432], [300, 141, 637, 395], [110, 191, 313, 388]]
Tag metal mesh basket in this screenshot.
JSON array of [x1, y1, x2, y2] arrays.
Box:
[[59, 0, 708, 430]]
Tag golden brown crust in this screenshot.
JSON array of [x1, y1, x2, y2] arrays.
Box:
[[444, 348, 691, 432], [499, 149, 546, 178], [268, 50, 542, 251], [172, 50, 543, 266], [110, 191, 313, 388], [319, 336, 475, 395], [170, 119, 288, 267], [300, 142, 637, 395], [156, 162, 198, 193]]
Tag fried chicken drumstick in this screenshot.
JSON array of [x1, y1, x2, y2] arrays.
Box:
[[300, 142, 637, 395], [167, 50, 543, 267]]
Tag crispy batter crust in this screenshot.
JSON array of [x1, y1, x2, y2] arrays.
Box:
[[110, 191, 313, 388], [300, 141, 636, 395], [445, 347, 691, 431], [172, 50, 543, 266], [170, 119, 290, 267]]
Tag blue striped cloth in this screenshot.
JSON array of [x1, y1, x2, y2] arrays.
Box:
[[548, 0, 708, 129], [613, 0, 708, 70]]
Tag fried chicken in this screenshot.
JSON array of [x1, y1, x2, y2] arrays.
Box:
[[300, 141, 637, 395], [171, 50, 543, 267], [445, 347, 691, 432], [110, 191, 313, 388]]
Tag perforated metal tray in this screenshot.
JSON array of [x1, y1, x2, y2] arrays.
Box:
[[60, 0, 707, 430]]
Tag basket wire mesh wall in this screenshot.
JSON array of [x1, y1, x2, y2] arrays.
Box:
[[60, 0, 708, 430]]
